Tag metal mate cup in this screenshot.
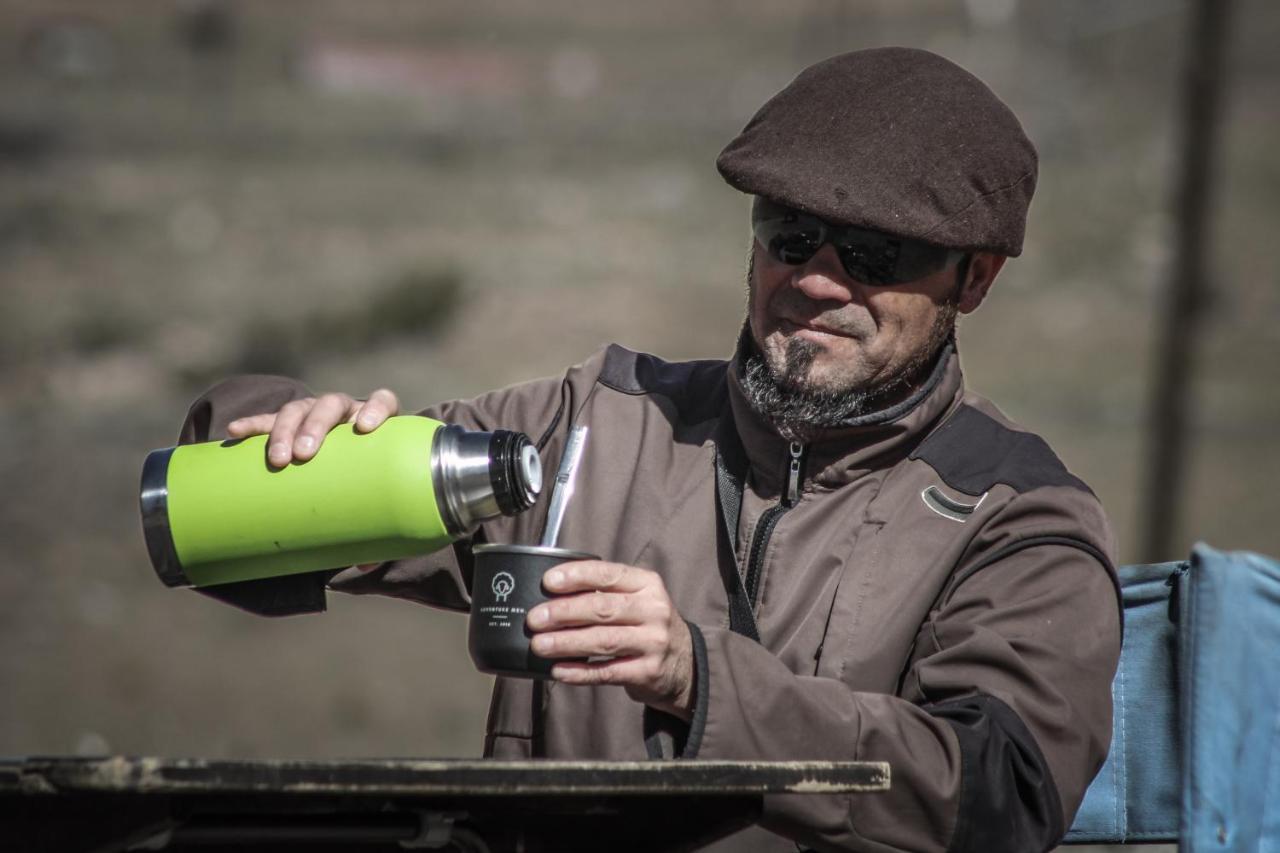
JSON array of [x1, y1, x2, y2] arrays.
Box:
[[468, 544, 598, 679]]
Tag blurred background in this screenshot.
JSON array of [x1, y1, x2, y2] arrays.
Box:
[[0, 1, 1275, 841]]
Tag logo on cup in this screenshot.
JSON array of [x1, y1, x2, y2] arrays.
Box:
[[492, 571, 516, 602]]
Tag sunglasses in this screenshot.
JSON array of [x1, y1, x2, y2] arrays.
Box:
[[751, 197, 964, 286]]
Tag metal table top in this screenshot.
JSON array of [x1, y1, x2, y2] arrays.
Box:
[[1, 756, 889, 796], [0, 757, 889, 852]]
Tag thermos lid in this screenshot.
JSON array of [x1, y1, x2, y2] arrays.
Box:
[[488, 430, 542, 516]]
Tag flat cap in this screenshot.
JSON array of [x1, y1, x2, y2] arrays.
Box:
[[717, 47, 1037, 256]]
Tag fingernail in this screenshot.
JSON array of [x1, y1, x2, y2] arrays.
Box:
[[546, 569, 565, 587], [296, 436, 315, 454], [359, 413, 377, 428], [531, 635, 551, 654], [528, 607, 547, 627], [269, 443, 289, 463]]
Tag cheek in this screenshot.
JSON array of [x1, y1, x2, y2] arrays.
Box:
[[865, 292, 939, 341]]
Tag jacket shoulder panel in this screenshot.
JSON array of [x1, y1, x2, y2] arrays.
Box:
[[910, 403, 1091, 497], [596, 343, 728, 424]]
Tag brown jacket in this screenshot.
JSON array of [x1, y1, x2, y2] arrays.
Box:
[[181, 341, 1121, 853]]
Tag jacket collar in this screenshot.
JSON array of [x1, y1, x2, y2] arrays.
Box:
[[726, 335, 965, 493]]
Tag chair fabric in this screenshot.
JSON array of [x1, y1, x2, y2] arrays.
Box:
[[1180, 544, 1280, 852], [1064, 560, 1186, 844]]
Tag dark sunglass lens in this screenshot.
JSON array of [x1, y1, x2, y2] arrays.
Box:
[[769, 227, 822, 265], [837, 239, 900, 285]]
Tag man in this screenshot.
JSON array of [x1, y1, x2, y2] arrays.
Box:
[[180, 48, 1121, 852]]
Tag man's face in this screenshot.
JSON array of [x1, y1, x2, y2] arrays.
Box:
[[747, 238, 965, 397]]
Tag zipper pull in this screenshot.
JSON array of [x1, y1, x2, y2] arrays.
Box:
[[786, 441, 805, 507]]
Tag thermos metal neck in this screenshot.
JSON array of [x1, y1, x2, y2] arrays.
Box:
[[431, 425, 542, 536]]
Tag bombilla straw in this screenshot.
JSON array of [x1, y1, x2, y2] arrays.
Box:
[[539, 426, 588, 548]]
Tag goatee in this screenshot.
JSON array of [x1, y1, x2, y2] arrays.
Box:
[[737, 311, 957, 443]]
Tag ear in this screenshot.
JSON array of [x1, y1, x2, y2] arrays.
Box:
[[957, 252, 1006, 314]]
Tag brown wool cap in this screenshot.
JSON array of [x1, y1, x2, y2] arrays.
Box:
[[717, 47, 1037, 256]]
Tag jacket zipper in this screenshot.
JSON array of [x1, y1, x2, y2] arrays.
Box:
[[743, 441, 805, 607]]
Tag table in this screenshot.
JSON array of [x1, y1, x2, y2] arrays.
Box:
[[0, 757, 889, 852]]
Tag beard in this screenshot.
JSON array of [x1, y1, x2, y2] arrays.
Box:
[[738, 259, 960, 443]]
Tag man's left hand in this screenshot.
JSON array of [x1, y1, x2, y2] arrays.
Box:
[[526, 561, 695, 721]]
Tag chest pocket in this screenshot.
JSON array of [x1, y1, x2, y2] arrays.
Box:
[[814, 480, 993, 691]]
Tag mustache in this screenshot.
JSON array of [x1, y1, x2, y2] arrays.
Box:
[[768, 289, 867, 336]]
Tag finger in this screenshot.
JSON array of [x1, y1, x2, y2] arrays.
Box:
[[266, 398, 314, 467], [352, 388, 400, 434], [527, 591, 652, 631], [550, 656, 659, 687], [293, 393, 356, 461], [226, 412, 278, 438], [542, 561, 653, 595], [327, 564, 384, 588], [530, 624, 659, 660]]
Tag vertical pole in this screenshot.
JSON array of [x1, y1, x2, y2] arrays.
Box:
[[1141, 0, 1234, 562]]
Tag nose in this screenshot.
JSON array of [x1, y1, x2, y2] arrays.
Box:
[[789, 244, 857, 304]]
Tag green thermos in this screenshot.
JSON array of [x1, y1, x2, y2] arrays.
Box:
[[140, 416, 542, 612]]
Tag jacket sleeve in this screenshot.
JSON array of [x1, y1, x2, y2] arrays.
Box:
[[684, 487, 1121, 853]]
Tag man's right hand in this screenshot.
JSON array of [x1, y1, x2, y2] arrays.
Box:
[[226, 389, 400, 467]]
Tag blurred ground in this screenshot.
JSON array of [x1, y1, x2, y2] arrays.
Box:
[[0, 2, 1276, 849]]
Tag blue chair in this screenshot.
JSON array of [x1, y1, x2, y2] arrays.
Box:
[[1064, 545, 1280, 850]]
